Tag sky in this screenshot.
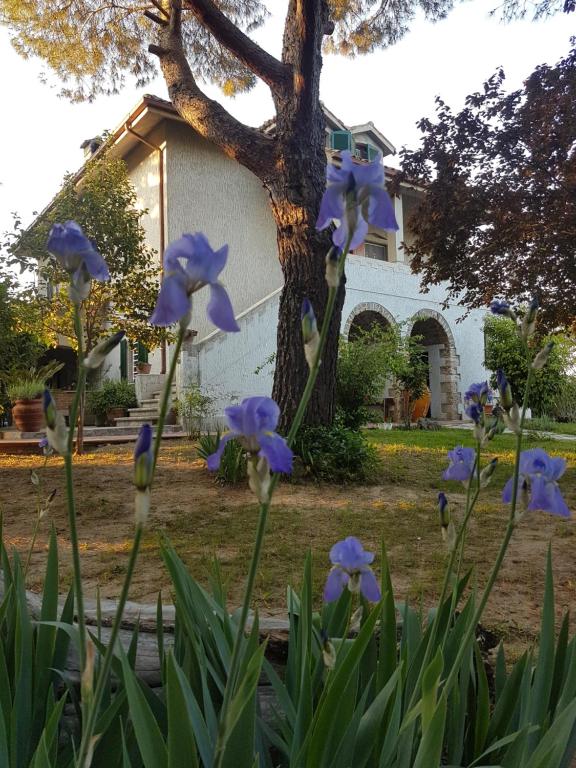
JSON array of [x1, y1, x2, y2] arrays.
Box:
[[0, 1, 572, 238]]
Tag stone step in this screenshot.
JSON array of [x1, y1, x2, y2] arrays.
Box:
[[140, 399, 160, 408], [128, 407, 159, 417], [114, 416, 161, 427]]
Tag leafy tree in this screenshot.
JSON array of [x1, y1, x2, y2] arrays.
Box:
[[483, 315, 574, 416], [5, 153, 167, 354], [398, 43, 576, 332], [1, 1, 571, 428]]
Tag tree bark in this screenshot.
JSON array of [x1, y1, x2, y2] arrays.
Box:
[[269, 191, 345, 431], [154, 0, 344, 431]]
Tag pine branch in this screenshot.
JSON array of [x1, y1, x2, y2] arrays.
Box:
[[149, 0, 276, 179], [182, 0, 290, 92]]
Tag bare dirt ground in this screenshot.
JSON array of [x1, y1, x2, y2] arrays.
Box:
[[1, 440, 574, 650]]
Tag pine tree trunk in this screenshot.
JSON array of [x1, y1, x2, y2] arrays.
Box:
[[269, 188, 345, 433]]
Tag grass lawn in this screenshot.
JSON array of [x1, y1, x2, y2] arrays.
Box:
[[1, 427, 574, 651]]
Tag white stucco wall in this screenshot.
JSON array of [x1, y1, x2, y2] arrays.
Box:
[[342, 255, 488, 411], [188, 256, 488, 423], [124, 125, 166, 375], [165, 122, 281, 342]]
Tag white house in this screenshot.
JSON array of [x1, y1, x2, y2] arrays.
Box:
[[43, 94, 489, 424]]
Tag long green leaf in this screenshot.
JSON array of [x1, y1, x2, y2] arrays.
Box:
[[412, 693, 447, 768], [166, 653, 199, 768], [120, 651, 167, 768]]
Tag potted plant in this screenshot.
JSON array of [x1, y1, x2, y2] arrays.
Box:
[[7, 379, 45, 432], [2, 361, 65, 433], [136, 361, 152, 375], [87, 380, 138, 426]]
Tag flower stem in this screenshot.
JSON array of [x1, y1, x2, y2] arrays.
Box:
[[443, 365, 534, 697], [76, 525, 144, 767], [64, 301, 88, 668], [152, 326, 184, 475], [214, 239, 352, 768], [76, 326, 184, 765]]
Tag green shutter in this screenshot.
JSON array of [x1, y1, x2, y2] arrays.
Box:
[[120, 339, 128, 380], [330, 130, 354, 152], [367, 144, 380, 162], [137, 342, 149, 363]]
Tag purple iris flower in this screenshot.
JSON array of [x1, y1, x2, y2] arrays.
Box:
[[316, 151, 398, 250], [465, 382, 492, 406], [47, 221, 110, 282], [465, 403, 483, 425], [150, 233, 239, 332], [207, 396, 293, 474], [323, 537, 381, 602], [443, 446, 476, 482], [503, 448, 570, 517]]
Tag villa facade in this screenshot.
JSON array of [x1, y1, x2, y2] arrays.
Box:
[[43, 94, 489, 422]]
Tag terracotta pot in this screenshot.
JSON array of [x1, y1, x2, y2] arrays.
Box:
[[407, 387, 432, 421], [137, 362, 152, 374], [12, 398, 44, 432], [106, 407, 126, 426]]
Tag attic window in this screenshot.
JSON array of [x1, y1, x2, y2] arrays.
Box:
[[364, 241, 389, 261], [355, 142, 380, 162]]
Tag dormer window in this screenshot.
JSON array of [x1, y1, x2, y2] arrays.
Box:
[[354, 142, 380, 162]]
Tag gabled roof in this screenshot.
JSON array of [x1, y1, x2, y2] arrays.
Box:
[[348, 122, 396, 157]]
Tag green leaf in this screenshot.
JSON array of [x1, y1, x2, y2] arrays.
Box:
[[120, 650, 167, 768], [165, 653, 212, 768], [377, 540, 397, 692], [473, 642, 490, 756], [354, 665, 403, 768], [166, 653, 199, 768], [524, 700, 576, 768], [527, 546, 556, 747], [412, 692, 447, 768], [421, 647, 443, 734]]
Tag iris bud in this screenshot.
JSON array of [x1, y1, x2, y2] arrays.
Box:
[[532, 341, 554, 371], [325, 248, 341, 289], [134, 424, 153, 525], [321, 629, 337, 670], [247, 456, 271, 503], [84, 330, 125, 370], [480, 458, 498, 488], [496, 369, 514, 411], [43, 389, 68, 455], [301, 298, 320, 369]]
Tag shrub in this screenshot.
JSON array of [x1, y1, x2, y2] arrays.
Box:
[[87, 379, 137, 418], [7, 379, 45, 401], [484, 315, 573, 415], [552, 377, 576, 422], [197, 431, 247, 483], [337, 325, 428, 429], [174, 383, 216, 439], [294, 424, 380, 482]]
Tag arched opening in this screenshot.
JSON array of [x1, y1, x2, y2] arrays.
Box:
[[348, 309, 390, 341], [409, 313, 460, 420]]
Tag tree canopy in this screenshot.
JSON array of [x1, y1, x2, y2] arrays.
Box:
[[1, 0, 568, 101], [4, 154, 167, 353], [399, 43, 576, 332]]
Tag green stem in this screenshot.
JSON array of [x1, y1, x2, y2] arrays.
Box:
[[64, 302, 88, 668], [443, 365, 534, 696], [76, 324, 184, 765], [406, 479, 480, 712], [76, 525, 144, 767], [214, 240, 351, 768], [152, 327, 184, 475]]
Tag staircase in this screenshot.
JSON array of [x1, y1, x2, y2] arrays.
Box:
[[114, 386, 182, 433]]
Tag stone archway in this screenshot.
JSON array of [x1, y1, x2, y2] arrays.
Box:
[[343, 302, 396, 340], [408, 309, 460, 420]]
